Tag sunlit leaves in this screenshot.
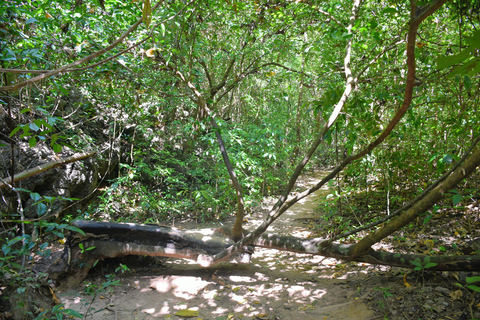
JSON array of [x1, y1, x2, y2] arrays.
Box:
[[436, 30, 480, 77]]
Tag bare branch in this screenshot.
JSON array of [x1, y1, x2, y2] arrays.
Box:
[[312, 6, 347, 30], [0, 151, 97, 189], [0, 69, 50, 74]]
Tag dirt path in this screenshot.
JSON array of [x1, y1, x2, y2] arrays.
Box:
[[59, 174, 379, 319]]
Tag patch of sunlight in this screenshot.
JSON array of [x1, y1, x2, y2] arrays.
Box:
[[183, 228, 215, 236], [164, 257, 199, 265], [133, 280, 141, 289], [149, 276, 211, 299], [159, 301, 171, 314], [202, 288, 219, 301], [290, 229, 311, 237], [211, 307, 230, 315], [230, 293, 247, 304], [320, 257, 338, 266], [229, 275, 258, 283], [286, 285, 327, 302], [141, 307, 156, 315], [254, 272, 270, 281]]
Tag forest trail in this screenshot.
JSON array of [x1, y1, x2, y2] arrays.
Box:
[[59, 173, 377, 319]]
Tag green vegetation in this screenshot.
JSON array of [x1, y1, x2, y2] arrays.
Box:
[[1, 0, 480, 318]]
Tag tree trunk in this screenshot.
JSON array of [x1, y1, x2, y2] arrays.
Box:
[[45, 220, 480, 289]]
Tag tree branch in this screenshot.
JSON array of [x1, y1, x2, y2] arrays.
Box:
[[0, 151, 97, 189], [196, 0, 364, 267], [0, 1, 165, 92], [351, 145, 480, 257], [324, 133, 480, 244], [197, 0, 448, 267]]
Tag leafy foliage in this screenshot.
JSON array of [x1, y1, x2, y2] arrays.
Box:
[[1, 0, 480, 317]]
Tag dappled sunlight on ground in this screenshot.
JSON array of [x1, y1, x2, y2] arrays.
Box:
[[59, 172, 375, 319], [59, 239, 375, 319]]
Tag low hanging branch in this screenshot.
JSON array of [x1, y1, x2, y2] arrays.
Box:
[[273, 0, 361, 213], [194, 0, 448, 267], [0, 151, 97, 189], [255, 233, 480, 271], [195, 0, 363, 267], [50, 204, 480, 288]]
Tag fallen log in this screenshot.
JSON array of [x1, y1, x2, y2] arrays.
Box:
[[46, 220, 253, 288], [44, 221, 480, 288], [255, 234, 480, 271]]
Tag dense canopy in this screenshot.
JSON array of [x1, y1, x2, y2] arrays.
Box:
[[1, 0, 480, 318]]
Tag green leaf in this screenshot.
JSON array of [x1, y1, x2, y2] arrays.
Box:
[[0, 48, 16, 61], [467, 285, 480, 292], [174, 309, 199, 317], [452, 194, 462, 206], [37, 203, 48, 216], [465, 30, 480, 47], [437, 49, 473, 69], [63, 225, 86, 236], [50, 134, 59, 145], [53, 144, 62, 153], [30, 192, 41, 201], [424, 262, 438, 269], [61, 308, 84, 319], [25, 18, 38, 24], [466, 276, 480, 284], [29, 122, 40, 132], [2, 244, 10, 255], [450, 58, 480, 76], [29, 136, 37, 147], [8, 236, 24, 246], [423, 214, 432, 225], [9, 126, 22, 137], [35, 119, 53, 129], [409, 259, 422, 268], [52, 230, 64, 238], [441, 154, 453, 164], [464, 75, 472, 89], [381, 8, 397, 14]]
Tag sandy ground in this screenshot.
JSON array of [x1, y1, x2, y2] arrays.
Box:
[[59, 175, 380, 319]]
